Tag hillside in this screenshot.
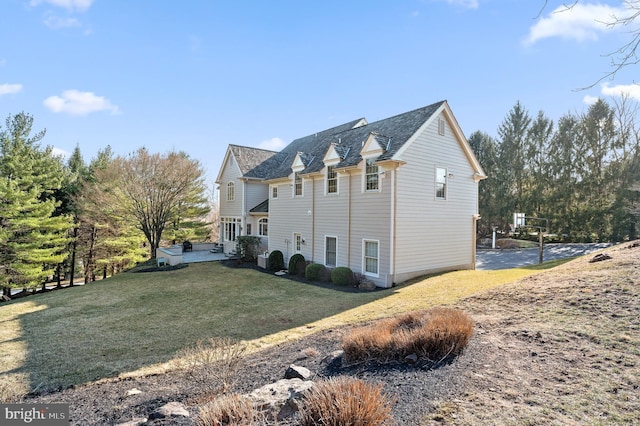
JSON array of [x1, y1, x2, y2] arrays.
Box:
[[27, 242, 640, 425]]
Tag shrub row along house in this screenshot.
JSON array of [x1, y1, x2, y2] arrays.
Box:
[[215, 100, 486, 288]]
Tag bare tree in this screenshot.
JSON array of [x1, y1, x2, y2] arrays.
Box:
[[101, 148, 209, 258]]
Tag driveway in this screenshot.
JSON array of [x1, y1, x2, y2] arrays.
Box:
[[476, 243, 613, 270]]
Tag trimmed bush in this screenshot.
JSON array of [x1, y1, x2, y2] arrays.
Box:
[[342, 308, 474, 365], [196, 393, 257, 426], [267, 250, 284, 272], [299, 377, 394, 426], [288, 253, 306, 277], [331, 266, 353, 286], [305, 263, 326, 281]]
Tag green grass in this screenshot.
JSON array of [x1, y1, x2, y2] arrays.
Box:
[[0, 260, 553, 400]]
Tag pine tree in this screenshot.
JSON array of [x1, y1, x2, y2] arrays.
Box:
[[0, 113, 72, 295]]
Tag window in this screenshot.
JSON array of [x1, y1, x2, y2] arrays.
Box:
[[325, 236, 337, 267], [294, 233, 302, 253], [363, 240, 379, 277], [221, 217, 240, 242], [438, 117, 445, 135], [294, 173, 302, 196], [272, 186, 278, 198], [246, 223, 252, 235], [226, 182, 235, 201], [365, 159, 379, 191], [436, 167, 447, 199], [327, 166, 337, 194], [258, 218, 268, 236]]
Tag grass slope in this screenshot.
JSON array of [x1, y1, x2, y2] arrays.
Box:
[[0, 260, 554, 400]]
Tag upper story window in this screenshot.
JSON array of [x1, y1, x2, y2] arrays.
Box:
[[272, 186, 278, 199], [258, 218, 268, 236], [227, 182, 235, 201], [327, 166, 338, 194], [365, 159, 379, 191], [436, 167, 447, 200], [294, 173, 302, 196]]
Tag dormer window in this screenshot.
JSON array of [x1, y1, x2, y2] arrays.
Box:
[[294, 173, 303, 196], [327, 166, 338, 194], [227, 182, 235, 201], [365, 159, 379, 191]]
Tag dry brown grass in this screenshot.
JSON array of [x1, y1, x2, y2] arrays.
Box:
[[342, 308, 474, 364], [195, 393, 257, 426], [175, 337, 247, 395], [299, 377, 394, 426]]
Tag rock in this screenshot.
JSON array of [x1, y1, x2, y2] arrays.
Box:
[[248, 378, 314, 420], [589, 253, 612, 263], [124, 388, 142, 397], [284, 364, 312, 380], [320, 350, 344, 366], [405, 354, 418, 364], [115, 417, 147, 426], [149, 402, 190, 420], [358, 279, 377, 290]]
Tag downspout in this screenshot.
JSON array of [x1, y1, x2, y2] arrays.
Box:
[[241, 180, 246, 236], [390, 165, 397, 286], [311, 176, 315, 262], [347, 171, 352, 266]]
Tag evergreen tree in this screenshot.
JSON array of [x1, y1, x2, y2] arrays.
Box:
[[0, 113, 72, 295], [468, 131, 500, 236]]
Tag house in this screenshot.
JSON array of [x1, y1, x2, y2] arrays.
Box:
[[215, 100, 486, 287]]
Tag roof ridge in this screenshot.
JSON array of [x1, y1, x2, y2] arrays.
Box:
[[230, 144, 279, 153]]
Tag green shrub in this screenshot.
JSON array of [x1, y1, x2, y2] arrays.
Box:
[[288, 253, 306, 276], [267, 250, 284, 272], [305, 263, 326, 281], [299, 377, 394, 426], [331, 266, 353, 286], [235, 236, 261, 261]]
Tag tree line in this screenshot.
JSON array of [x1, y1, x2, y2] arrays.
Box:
[[470, 97, 640, 242], [0, 112, 211, 297]]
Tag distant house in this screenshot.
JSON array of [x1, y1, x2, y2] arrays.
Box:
[[215, 101, 486, 287]]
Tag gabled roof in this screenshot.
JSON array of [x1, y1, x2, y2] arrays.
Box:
[[255, 101, 450, 180], [215, 145, 277, 183], [249, 199, 269, 214]]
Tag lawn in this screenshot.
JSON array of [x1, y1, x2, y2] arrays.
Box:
[[0, 260, 557, 401]]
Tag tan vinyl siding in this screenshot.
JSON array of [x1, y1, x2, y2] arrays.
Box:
[[219, 155, 243, 218], [268, 179, 313, 263], [394, 112, 477, 275], [245, 182, 268, 213], [312, 173, 349, 267]]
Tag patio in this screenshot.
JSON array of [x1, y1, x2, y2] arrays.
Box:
[[182, 249, 228, 263]]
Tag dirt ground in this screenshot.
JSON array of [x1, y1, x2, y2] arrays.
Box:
[[29, 242, 640, 425]]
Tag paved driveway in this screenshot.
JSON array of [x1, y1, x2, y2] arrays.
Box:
[[476, 243, 613, 270]]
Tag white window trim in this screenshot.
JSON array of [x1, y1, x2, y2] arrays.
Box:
[[435, 166, 448, 200], [258, 217, 268, 237], [293, 173, 303, 198], [362, 239, 380, 278], [293, 232, 303, 253], [227, 181, 235, 201], [326, 165, 339, 195], [324, 235, 338, 267], [271, 185, 278, 199], [363, 159, 380, 193], [221, 217, 240, 242]]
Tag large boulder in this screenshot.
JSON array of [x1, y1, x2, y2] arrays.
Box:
[[247, 378, 314, 420]]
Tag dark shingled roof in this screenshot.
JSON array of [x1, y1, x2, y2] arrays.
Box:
[[248, 101, 445, 180], [249, 199, 269, 213], [229, 145, 278, 176]]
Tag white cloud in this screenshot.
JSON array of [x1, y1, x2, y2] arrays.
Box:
[[0, 83, 23, 95], [43, 90, 120, 116], [51, 147, 70, 160], [44, 15, 81, 29], [601, 82, 640, 101], [445, 0, 478, 9], [525, 3, 627, 45], [583, 95, 599, 105], [258, 137, 286, 151], [30, 0, 93, 12]]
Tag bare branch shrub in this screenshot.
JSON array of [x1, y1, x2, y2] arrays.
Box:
[[299, 377, 394, 426], [342, 308, 474, 365], [195, 393, 258, 426], [176, 337, 247, 395]]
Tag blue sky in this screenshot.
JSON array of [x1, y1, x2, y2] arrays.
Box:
[[2, 0, 639, 184]]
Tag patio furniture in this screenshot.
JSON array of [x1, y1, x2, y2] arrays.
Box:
[[182, 241, 193, 252], [157, 257, 167, 267]]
